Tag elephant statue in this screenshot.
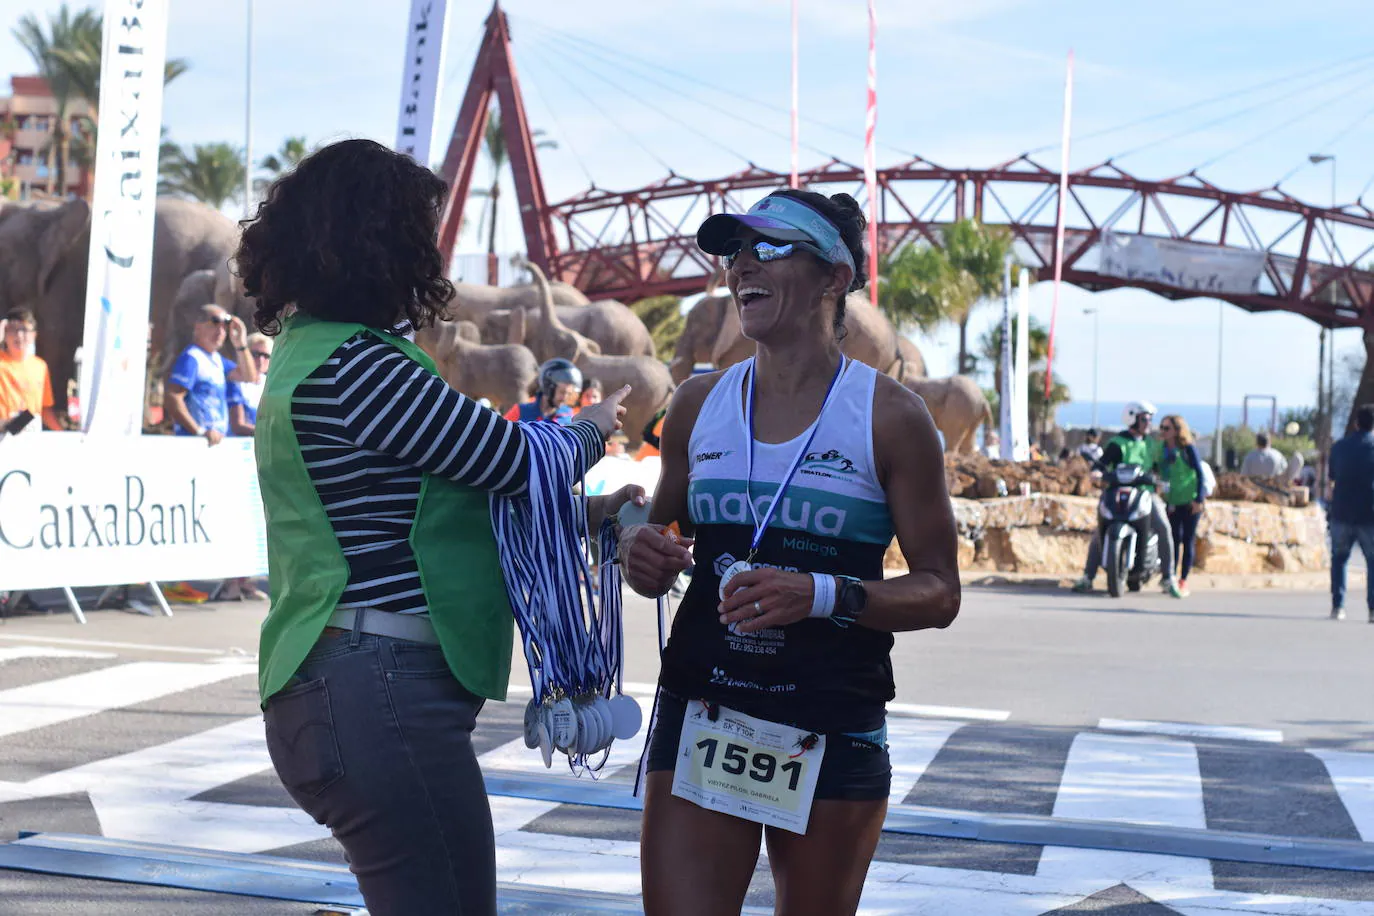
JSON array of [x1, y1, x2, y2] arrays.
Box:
[[904, 375, 991, 454], [477, 298, 655, 358], [414, 320, 539, 411], [0, 196, 241, 416], [670, 290, 925, 384], [528, 263, 672, 447], [448, 279, 591, 325]]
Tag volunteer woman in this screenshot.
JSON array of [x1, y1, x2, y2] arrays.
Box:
[[620, 189, 961, 916], [240, 139, 629, 916], [1160, 414, 1206, 596]]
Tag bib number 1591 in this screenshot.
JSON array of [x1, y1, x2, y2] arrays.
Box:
[[671, 701, 824, 834], [696, 737, 803, 791]]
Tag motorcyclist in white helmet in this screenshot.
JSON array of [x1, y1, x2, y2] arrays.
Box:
[[1072, 400, 1182, 598]]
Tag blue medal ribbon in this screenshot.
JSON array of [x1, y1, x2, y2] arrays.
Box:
[[491, 421, 627, 770], [741, 356, 849, 561]]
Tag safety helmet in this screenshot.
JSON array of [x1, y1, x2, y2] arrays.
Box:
[[1122, 400, 1158, 428], [538, 358, 582, 407]]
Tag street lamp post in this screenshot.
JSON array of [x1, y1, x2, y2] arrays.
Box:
[[1215, 302, 1225, 468], [1083, 307, 1099, 428], [1310, 153, 1337, 484], [243, 0, 254, 219]]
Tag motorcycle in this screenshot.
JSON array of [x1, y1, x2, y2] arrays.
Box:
[[1097, 464, 1162, 598]]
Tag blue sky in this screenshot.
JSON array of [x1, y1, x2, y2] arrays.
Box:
[[4, 0, 1373, 415]]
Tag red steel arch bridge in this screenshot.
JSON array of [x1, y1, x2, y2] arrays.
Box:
[[438, 5, 1374, 332]]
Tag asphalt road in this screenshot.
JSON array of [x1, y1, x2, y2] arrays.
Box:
[[0, 583, 1372, 914]]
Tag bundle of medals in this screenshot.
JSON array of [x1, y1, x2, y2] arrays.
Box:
[[491, 422, 642, 771]]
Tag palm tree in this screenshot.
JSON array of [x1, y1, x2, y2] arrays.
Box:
[[15, 4, 188, 199], [255, 136, 312, 194], [978, 314, 1050, 397], [45, 13, 189, 119], [878, 219, 1012, 375], [13, 5, 90, 196], [158, 142, 245, 211], [469, 109, 557, 255], [1030, 368, 1072, 437]]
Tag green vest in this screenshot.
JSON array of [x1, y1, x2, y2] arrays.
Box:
[[1162, 445, 1201, 506], [255, 314, 514, 704], [1105, 433, 1161, 490]]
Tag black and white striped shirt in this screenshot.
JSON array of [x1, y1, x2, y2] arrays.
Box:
[[291, 332, 603, 614]]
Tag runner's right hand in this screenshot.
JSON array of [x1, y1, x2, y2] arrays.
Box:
[[579, 384, 631, 439]]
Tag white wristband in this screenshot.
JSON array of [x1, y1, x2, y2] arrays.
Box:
[[809, 573, 837, 618]]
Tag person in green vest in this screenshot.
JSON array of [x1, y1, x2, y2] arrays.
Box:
[[1159, 414, 1207, 597], [235, 138, 633, 916], [1071, 400, 1182, 598]]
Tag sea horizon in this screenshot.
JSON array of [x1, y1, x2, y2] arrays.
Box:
[[1052, 401, 1307, 436]]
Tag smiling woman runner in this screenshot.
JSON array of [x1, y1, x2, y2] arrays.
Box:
[[239, 139, 629, 916], [619, 188, 961, 916]]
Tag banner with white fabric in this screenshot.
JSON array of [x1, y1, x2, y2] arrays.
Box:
[[1099, 232, 1265, 296], [77, 0, 171, 437], [394, 0, 451, 165], [0, 435, 266, 591], [0, 433, 663, 592]]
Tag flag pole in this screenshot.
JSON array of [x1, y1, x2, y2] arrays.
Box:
[[790, 0, 799, 189], [864, 0, 879, 308], [1044, 49, 1074, 400]]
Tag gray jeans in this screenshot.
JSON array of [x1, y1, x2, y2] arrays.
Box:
[[1083, 499, 1176, 585], [263, 622, 494, 916]]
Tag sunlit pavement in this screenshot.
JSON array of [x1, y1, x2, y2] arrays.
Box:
[[1, 584, 1373, 913]]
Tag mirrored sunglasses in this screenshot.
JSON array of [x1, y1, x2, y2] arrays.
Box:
[[723, 237, 827, 269]]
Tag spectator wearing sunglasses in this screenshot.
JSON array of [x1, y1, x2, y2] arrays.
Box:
[[219, 333, 275, 602], [165, 304, 259, 443], [1159, 415, 1205, 596], [228, 333, 273, 435]]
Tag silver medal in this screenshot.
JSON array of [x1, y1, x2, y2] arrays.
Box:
[[718, 559, 753, 600]]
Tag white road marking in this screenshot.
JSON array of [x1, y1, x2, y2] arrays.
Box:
[[5, 661, 1371, 912], [883, 718, 967, 808], [1098, 718, 1283, 744], [1310, 748, 1374, 842], [0, 647, 116, 662], [0, 660, 256, 740], [0, 716, 327, 854], [1037, 732, 1213, 888], [0, 633, 240, 656], [888, 702, 1010, 722]]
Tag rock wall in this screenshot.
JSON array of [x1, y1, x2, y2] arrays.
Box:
[[885, 494, 1327, 576]]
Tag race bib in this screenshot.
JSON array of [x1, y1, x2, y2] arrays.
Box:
[[671, 700, 824, 834]]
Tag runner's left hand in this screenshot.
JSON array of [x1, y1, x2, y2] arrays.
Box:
[[718, 567, 815, 634]]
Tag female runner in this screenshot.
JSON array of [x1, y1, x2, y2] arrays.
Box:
[[621, 188, 961, 916]]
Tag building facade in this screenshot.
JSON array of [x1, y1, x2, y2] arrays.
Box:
[[1, 75, 94, 199]]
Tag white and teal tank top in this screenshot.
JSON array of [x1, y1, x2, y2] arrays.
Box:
[[658, 358, 897, 733]]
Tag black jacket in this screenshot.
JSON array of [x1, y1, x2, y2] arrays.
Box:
[[1330, 431, 1374, 525]]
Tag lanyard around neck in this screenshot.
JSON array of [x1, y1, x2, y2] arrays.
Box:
[[742, 356, 848, 560]]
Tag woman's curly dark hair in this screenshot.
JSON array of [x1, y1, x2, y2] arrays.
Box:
[[767, 187, 868, 337], [235, 139, 455, 335]]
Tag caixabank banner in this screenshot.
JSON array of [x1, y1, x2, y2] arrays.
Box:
[[0, 435, 267, 591]]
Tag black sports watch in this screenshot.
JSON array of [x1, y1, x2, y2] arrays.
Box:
[[833, 575, 868, 626]]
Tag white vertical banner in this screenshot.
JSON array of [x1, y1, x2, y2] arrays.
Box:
[[78, 0, 171, 437], [1013, 269, 1031, 461], [999, 257, 1014, 460], [395, 0, 451, 166]]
